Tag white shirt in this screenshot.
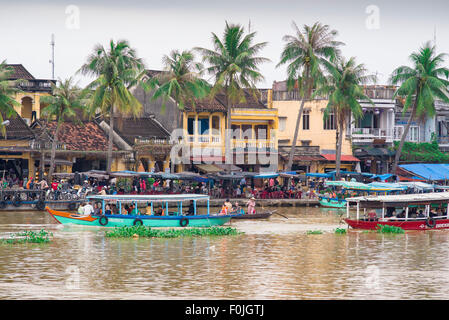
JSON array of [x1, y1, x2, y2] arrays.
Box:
[[83, 204, 94, 215]]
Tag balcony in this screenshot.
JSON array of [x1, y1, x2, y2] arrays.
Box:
[[18, 79, 55, 92], [351, 128, 394, 144], [186, 135, 221, 145], [232, 139, 276, 150]]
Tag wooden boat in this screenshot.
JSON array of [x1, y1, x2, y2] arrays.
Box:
[[344, 191, 449, 230], [318, 196, 346, 208], [46, 194, 240, 228], [231, 209, 273, 220]]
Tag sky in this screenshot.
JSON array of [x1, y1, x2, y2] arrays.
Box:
[[1, 0, 449, 88]]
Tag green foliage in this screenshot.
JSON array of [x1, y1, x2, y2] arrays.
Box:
[[306, 230, 323, 235], [393, 139, 449, 163], [1, 229, 53, 244], [334, 228, 347, 234], [105, 225, 243, 238], [375, 224, 405, 234]]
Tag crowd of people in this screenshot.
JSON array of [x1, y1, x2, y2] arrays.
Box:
[[0, 174, 326, 201]]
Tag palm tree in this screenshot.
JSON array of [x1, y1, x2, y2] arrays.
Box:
[[40, 77, 85, 183], [80, 39, 145, 173], [277, 21, 343, 172], [390, 42, 449, 173], [147, 49, 210, 126], [195, 22, 269, 172], [316, 57, 376, 180], [0, 61, 22, 137]]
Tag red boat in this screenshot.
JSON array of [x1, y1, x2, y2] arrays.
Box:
[[344, 192, 449, 231]]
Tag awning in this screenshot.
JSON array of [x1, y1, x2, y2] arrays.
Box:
[[195, 164, 223, 173], [213, 163, 242, 172], [253, 172, 279, 179], [321, 154, 360, 162], [44, 158, 73, 166], [399, 164, 449, 181]]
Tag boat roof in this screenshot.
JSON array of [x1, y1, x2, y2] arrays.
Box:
[[325, 180, 398, 191], [87, 194, 210, 202], [346, 191, 449, 206]]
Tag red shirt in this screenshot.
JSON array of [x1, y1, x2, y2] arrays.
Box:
[[51, 182, 58, 191]]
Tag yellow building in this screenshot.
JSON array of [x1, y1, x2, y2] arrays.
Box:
[[270, 81, 357, 173], [179, 90, 278, 173], [0, 65, 54, 180]]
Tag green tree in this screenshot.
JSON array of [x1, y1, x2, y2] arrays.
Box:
[[195, 22, 269, 172], [147, 49, 210, 126], [316, 56, 375, 179], [40, 77, 85, 183], [277, 21, 343, 171], [80, 39, 145, 173], [0, 61, 22, 137], [390, 42, 449, 173]]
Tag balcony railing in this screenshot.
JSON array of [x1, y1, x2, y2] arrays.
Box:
[[351, 127, 393, 143], [186, 135, 221, 144], [232, 139, 275, 149], [29, 141, 66, 150], [18, 79, 54, 92]]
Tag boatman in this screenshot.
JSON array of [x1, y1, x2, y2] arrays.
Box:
[[83, 202, 94, 216]]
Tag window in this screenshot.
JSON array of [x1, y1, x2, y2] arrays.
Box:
[[187, 117, 195, 135], [302, 110, 310, 130], [231, 124, 241, 139], [255, 125, 267, 139], [241, 125, 253, 139], [198, 117, 209, 135], [409, 126, 419, 142], [324, 113, 336, 130], [279, 117, 287, 132]]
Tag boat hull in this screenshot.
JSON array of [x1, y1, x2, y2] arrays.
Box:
[[46, 207, 232, 228], [232, 212, 273, 220], [319, 197, 346, 208], [345, 218, 449, 231]]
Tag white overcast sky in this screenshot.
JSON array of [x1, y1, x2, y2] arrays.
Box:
[[1, 0, 449, 88]]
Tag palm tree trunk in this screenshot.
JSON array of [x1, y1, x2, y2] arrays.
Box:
[[226, 102, 232, 173], [48, 122, 61, 183], [392, 107, 416, 174], [335, 119, 344, 180], [107, 109, 115, 174], [286, 98, 306, 171]]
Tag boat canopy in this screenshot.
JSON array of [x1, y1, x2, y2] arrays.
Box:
[[325, 180, 396, 191], [346, 191, 449, 207], [367, 182, 407, 191], [87, 194, 210, 203]]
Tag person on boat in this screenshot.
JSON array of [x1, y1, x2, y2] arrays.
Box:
[[417, 210, 425, 218], [93, 203, 101, 215], [77, 203, 85, 214], [187, 200, 195, 216], [129, 204, 139, 215], [98, 186, 107, 196], [105, 204, 112, 215], [220, 199, 232, 214], [155, 204, 165, 216], [83, 202, 94, 216], [247, 197, 256, 215], [231, 202, 241, 214], [145, 202, 152, 215], [123, 204, 130, 215], [367, 210, 377, 221]]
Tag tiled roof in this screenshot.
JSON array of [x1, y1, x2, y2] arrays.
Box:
[[114, 117, 170, 146], [0, 113, 34, 140], [4, 64, 35, 80], [184, 89, 266, 112], [45, 121, 118, 151]]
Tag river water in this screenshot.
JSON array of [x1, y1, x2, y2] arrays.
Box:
[[1, 206, 449, 300]]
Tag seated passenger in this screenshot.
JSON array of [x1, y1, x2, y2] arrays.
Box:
[[146, 202, 152, 215], [155, 204, 165, 216], [105, 204, 112, 215], [417, 210, 425, 218], [367, 211, 377, 221], [187, 200, 195, 216]]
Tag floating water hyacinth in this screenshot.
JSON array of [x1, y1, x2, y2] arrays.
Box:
[[105, 225, 243, 238], [306, 230, 323, 235], [376, 224, 405, 234], [1, 229, 53, 244], [335, 228, 347, 234]]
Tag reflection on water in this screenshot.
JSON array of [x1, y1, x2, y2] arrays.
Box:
[[1, 206, 449, 299]]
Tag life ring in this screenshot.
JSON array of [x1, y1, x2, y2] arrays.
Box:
[[12, 196, 22, 207], [133, 218, 143, 226], [426, 217, 437, 229], [36, 200, 46, 211], [98, 215, 108, 226], [0, 200, 6, 209], [68, 202, 77, 211], [180, 217, 189, 227]]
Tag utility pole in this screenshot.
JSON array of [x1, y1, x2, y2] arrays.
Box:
[[49, 34, 55, 79]]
